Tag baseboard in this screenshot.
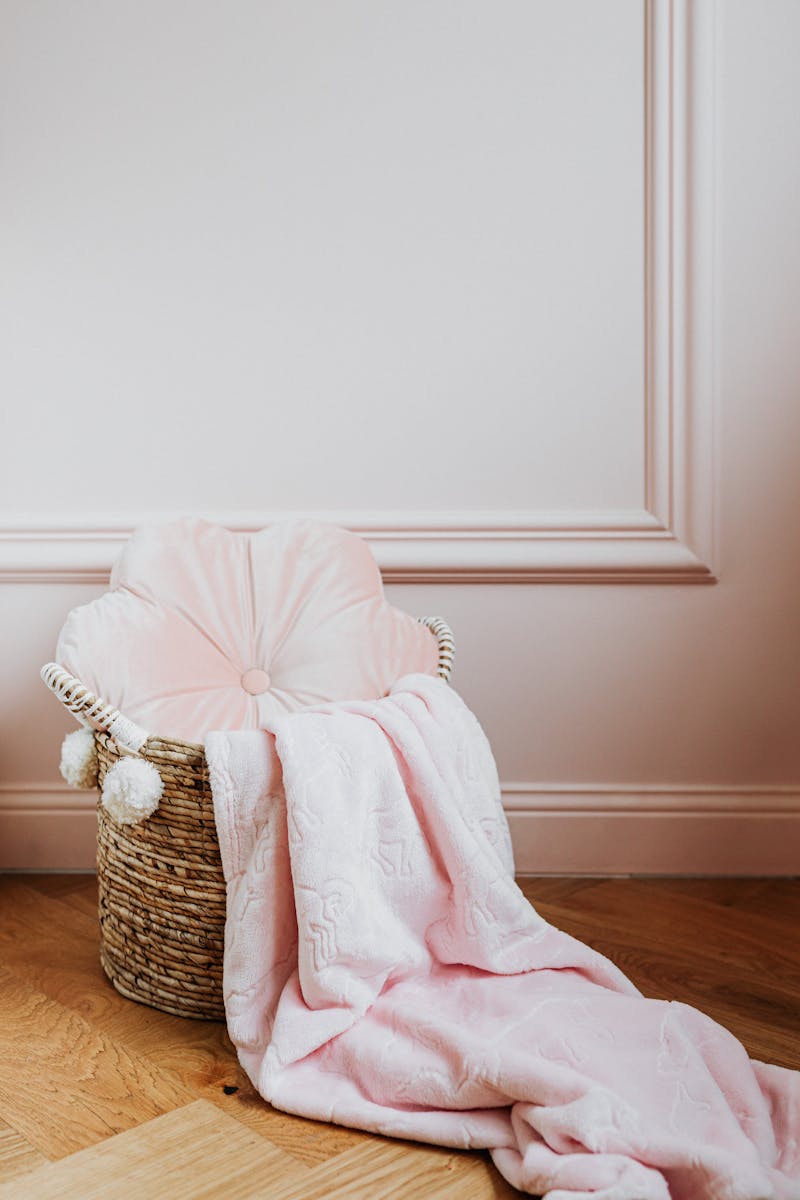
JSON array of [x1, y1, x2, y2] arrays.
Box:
[[2, 783, 798, 874], [0, 787, 98, 871], [504, 785, 800, 874], [507, 812, 800, 875]]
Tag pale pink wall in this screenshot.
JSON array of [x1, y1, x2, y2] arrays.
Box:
[[1, 0, 799, 871]]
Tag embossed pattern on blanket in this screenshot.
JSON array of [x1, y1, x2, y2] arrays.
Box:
[[206, 676, 800, 1200]]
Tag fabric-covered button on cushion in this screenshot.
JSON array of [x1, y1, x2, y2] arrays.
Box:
[[241, 668, 271, 695], [56, 517, 439, 743]]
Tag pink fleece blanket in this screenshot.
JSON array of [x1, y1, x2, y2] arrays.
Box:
[[206, 675, 800, 1200]]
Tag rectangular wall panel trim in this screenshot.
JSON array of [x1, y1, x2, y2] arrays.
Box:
[[0, 505, 712, 584], [0, 1, 716, 586]]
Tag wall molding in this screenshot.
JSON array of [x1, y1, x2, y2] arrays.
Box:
[[0, 1, 716, 587], [3, 782, 797, 874], [0, 506, 712, 585], [642, 0, 717, 575], [505, 783, 800, 875], [502, 783, 800, 814]]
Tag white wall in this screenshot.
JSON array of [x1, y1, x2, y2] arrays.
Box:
[[2, 0, 799, 872]]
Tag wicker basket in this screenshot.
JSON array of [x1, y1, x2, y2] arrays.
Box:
[[41, 617, 455, 1021]]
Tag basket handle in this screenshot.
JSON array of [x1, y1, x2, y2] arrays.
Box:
[[40, 663, 149, 753], [420, 616, 455, 680]]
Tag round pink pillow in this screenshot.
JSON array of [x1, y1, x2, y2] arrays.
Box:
[[56, 517, 439, 743]]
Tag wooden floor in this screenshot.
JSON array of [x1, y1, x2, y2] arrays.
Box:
[[0, 875, 796, 1198]]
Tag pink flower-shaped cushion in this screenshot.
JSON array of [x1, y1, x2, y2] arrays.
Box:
[[56, 517, 438, 743]]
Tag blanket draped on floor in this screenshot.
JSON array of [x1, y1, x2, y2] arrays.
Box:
[[206, 676, 800, 1200]]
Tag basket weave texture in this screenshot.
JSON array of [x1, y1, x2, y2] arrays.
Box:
[[96, 732, 225, 1019], [45, 616, 454, 1021]]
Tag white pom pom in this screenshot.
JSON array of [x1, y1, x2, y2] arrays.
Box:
[[60, 728, 99, 789], [101, 758, 163, 826]]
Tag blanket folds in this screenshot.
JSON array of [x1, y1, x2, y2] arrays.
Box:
[[206, 675, 800, 1200]]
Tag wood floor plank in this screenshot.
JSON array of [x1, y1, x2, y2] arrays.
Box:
[[0, 880, 231, 1063], [528, 884, 800, 1017], [517, 877, 800, 984], [630, 877, 800, 924], [0, 1100, 308, 1200], [266, 1138, 518, 1200], [1, 873, 797, 1195], [0, 880, 363, 1166], [516, 876, 608, 906], [0, 966, 193, 1158], [56, 878, 99, 920], [573, 878, 800, 974], [8, 873, 95, 901], [212, 1081, 367, 1167], [529, 896, 799, 1001], [0, 1118, 49, 1185]]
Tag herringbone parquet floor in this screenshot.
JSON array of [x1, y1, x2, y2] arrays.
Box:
[[0, 874, 796, 1197]]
